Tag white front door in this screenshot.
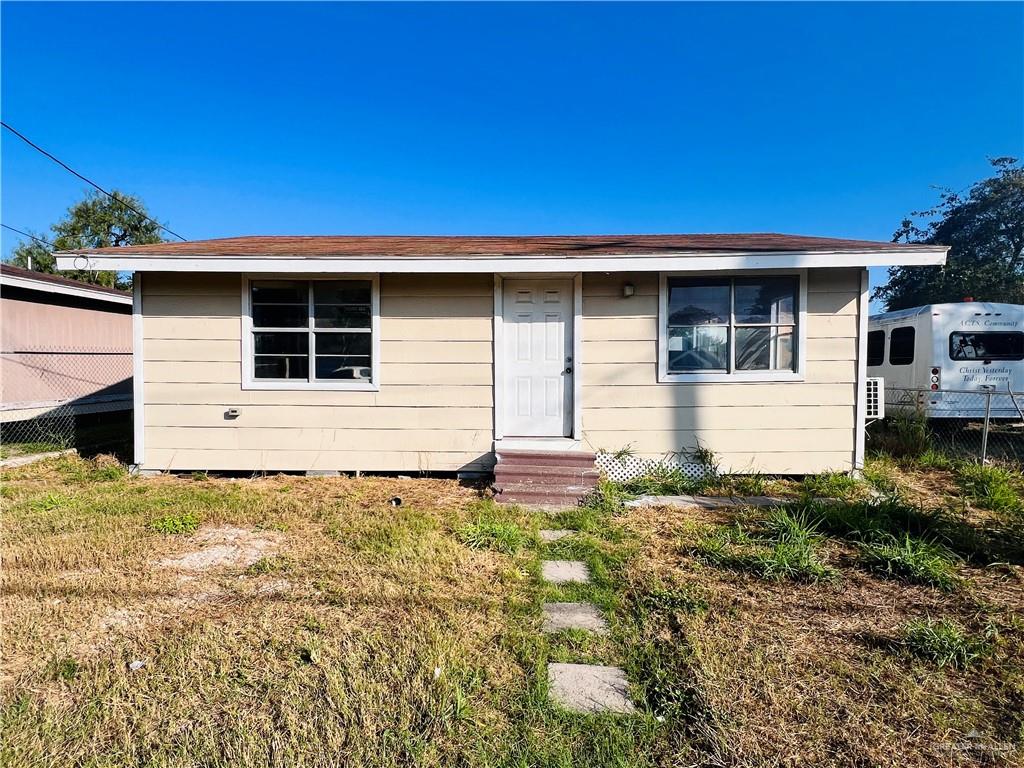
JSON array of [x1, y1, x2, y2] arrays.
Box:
[[503, 278, 573, 437]]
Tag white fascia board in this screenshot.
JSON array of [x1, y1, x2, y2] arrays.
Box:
[[55, 247, 948, 274], [0, 272, 133, 305]]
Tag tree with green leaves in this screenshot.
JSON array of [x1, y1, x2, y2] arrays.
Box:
[[874, 158, 1024, 311], [5, 190, 165, 289]]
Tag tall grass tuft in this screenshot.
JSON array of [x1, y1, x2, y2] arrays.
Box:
[[860, 533, 961, 590], [956, 462, 1023, 514], [901, 618, 994, 668]]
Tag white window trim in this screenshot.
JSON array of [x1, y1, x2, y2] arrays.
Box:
[[657, 269, 808, 384], [241, 274, 380, 391]]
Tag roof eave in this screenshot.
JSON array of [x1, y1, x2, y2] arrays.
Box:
[[0, 271, 132, 305], [54, 246, 948, 274]]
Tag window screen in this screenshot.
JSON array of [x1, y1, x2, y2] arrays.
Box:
[[888, 326, 915, 365], [866, 330, 885, 366]]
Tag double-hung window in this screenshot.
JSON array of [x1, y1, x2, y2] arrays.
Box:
[[659, 273, 803, 382], [243, 277, 379, 390]]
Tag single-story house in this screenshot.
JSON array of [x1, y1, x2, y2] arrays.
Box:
[[1, 264, 132, 427], [54, 234, 947, 502]]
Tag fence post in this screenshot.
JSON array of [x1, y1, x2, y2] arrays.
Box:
[[980, 388, 993, 464]]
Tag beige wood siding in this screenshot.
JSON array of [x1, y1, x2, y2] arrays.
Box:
[[141, 273, 494, 472], [580, 269, 862, 473]]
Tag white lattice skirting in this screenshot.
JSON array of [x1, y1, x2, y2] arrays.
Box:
[[595, 452, 710, 482]]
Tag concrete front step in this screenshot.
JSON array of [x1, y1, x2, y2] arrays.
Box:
[[495, 464, 601, 482], [495, 484, 594, 505], [495, 449, 597, 469]]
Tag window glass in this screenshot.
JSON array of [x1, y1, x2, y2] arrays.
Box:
[[736, 327, 794, 371], [889, 326, 915, 365], [314, 304, 372, 329], [867, 330, 885, 366], [668, 326, 728, 371], [254, 356, 309, 380], [313, 280, 372, 305], [254, 332, 308, 355], [734, 277, 796, 324], [315, 357, 373, 380], [949, 332, 1024, 361], [667, 278, 730, 325]]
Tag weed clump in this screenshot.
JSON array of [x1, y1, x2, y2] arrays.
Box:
[[901, 618, 994, 667], [148, 511, 200, 535], [956, 462, 1023, 514], [861, 534, 961, 591]]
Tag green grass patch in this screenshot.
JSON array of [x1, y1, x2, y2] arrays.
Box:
[[693, 508, 836, 583], [901, 618, 994, 668], [861, 534, 961, 591], [147, 511, 200, 535], [956, 462, 1023, 514], [457, 515, 527, 555], [800, 472, 862, 500]]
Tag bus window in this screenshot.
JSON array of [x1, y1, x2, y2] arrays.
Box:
[[889, 327, 915, 365], [949, 331, 1024, 361], [867, 330, 885, 366]]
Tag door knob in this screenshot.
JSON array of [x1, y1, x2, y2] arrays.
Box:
[[564, 366, 573, 374]]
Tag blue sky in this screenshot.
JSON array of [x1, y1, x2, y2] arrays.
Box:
[[2, 2, 1022, 307]]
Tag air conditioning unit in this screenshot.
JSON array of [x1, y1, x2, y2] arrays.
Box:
[[865, 377, 885, 419]]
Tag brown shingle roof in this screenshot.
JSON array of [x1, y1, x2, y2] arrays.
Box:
[[55, 233, 921, 259], [0, 262, 130, 296]]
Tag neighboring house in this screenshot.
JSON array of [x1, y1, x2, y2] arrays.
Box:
[[54, 234, 946, 501], [0, 264, 133, 427]]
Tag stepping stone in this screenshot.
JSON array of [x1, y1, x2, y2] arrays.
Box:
[[542, 602, 608, 634], [538, 529, 573, 542], [624, 494, 786, 510], [548, 663, 636, 714], [541, 560, 590, 584]]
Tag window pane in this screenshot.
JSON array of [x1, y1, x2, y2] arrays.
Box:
[[949, 332, 1024, 361], [253, 304, 308, 328], [734, 277, 797, 324], [889, 326, 915, 365], [668, 326, 728, 371], [315, 332, 371, 356], [252, 281, 306, 304], [667, 278, 730, 325], [254, 356, 309, 379], [254, 332, 308, 355], [867, 330, 885, 366], [314, 280, 371, 305], [315, 356, 373, 380], [314, 304, 372, 328], [736, 327, 795, 371]]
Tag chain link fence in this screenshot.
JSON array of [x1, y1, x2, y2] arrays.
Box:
[[869, 387, 1024, 465], [0, 349, 133, 460]]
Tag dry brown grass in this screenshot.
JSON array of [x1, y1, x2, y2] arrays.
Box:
[[618, 462, 1024, 768], [2, 454, 1022, 767]]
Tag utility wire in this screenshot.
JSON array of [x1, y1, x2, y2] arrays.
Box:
[[1, 121, 188, 242], [1, 223, 56, 249]]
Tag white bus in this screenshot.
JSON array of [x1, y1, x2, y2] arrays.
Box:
[[867, 302, 1024, 419]]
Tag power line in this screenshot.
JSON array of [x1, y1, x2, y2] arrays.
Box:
[[1, 223, 56, 249], [1, 121, 188, 242]]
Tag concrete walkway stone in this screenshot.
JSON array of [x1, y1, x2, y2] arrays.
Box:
[[548, 663, 636, 714], [624, 494, 787, 510], [542, 602, 608, 634], [538, 529, 573, 542], [541, 560, 590, 584]]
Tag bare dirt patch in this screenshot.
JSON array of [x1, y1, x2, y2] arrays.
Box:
[[154, 525, 283, 572]]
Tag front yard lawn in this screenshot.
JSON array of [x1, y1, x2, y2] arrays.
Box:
[[1, 455, 1022, 767]]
